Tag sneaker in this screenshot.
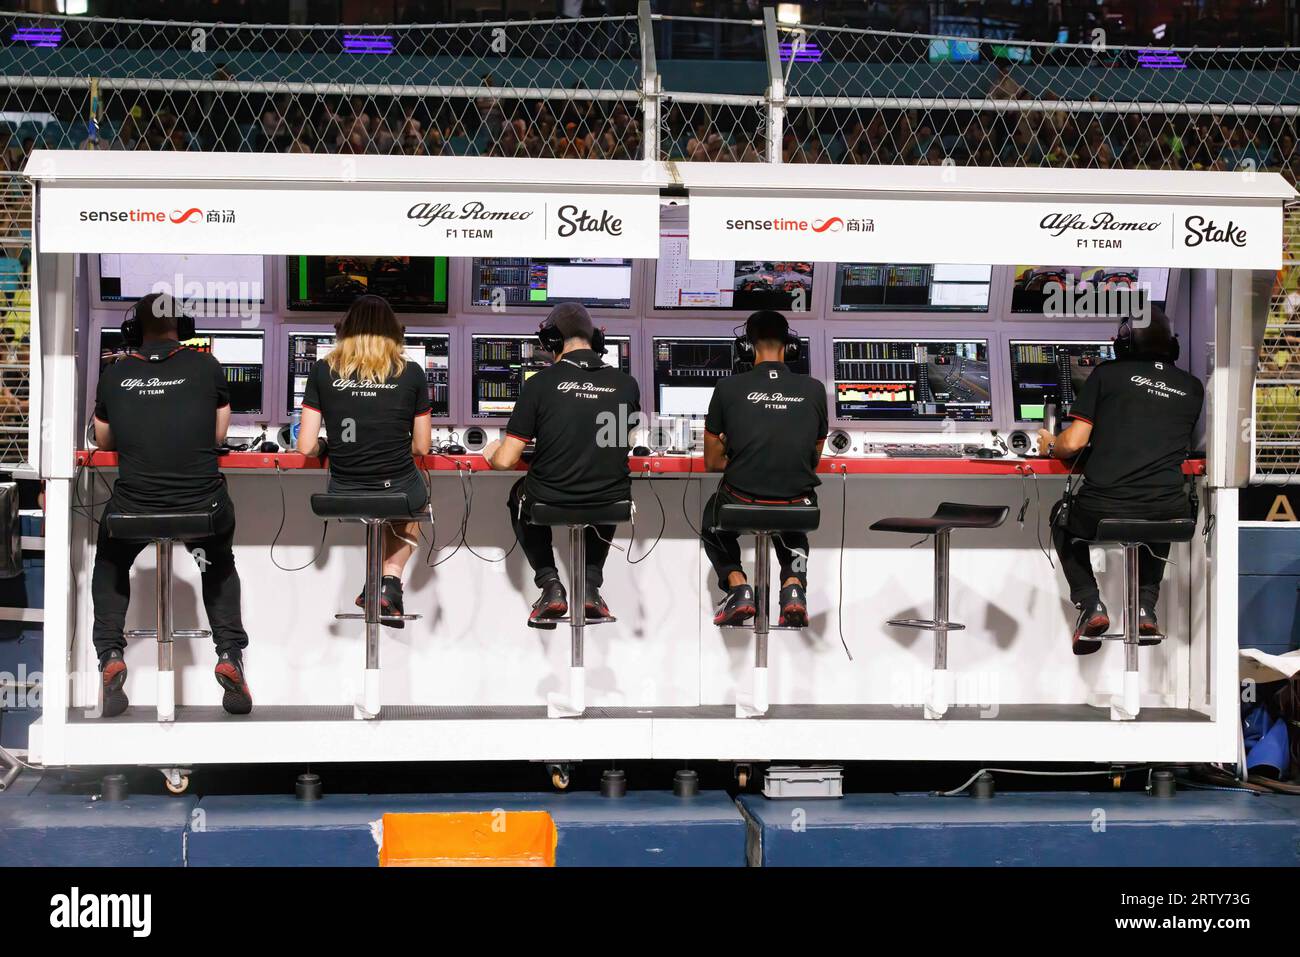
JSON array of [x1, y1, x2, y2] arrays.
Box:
[[714, 584, 756, 627], [354, 576, 407, 629], [1072, 600, 1109, 656], [779, 583, 809, 628], [100, 650, 129, 718], [528, 580, 568, 629], [214, 650, 253, 715], [1138, 606, 1162, 645], [584, 585, 613, 621]]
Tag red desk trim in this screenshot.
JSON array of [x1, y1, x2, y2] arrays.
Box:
[[75, 450, 1207, 477]]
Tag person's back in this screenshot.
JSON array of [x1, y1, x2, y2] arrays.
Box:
[[513, 353, 639, 507], [1070, 357, 1203, 514], [296, 295, 433, 626], [90, 293, 252, 718], [707, 361, 827, 500], [95, 341, 227, 512], [702, 311, 828, 629]]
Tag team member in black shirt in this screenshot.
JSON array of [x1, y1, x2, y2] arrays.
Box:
[[1037, 306, 1204, 653], [297, 295, 432, 626], [92, 293, 252, 717], [702, 310, 828, 627], [484, 304, 639, 627]]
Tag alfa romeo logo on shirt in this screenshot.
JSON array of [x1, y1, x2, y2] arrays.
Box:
[[746, 391, 806, 403], [558, 381, 617, 394], [121, 376, 186, 391]]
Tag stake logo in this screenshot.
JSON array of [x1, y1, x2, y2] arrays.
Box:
[[1183, 214, 1248, 248]]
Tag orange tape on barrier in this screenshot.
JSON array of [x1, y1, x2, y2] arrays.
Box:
[[379, 811, 557, 867]]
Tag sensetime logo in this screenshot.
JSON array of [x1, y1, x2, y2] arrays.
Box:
[[78, 206, 234, 225], [725, 214, 873, 234]]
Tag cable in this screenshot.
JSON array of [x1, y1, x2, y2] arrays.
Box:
[[422, 463, 468, 568], [835, 468, 852, 661], [268, 462, 328, 572], [460, 468, 518, 564], [626, 473, 665, 564], [938, 765, 1152, 797]]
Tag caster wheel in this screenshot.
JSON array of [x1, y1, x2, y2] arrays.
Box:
[[551, 770, 570, 790], [735, 763, 752, 789], [165, 775, 190, 795]]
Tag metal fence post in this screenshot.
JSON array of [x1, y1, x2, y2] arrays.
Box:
[[638, 0, 659, 162], [762, 6, 784, 164]]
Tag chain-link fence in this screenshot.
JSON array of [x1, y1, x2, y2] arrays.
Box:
[[1, 8, 1298, 472], [1254, 201, 1300, 479], [0, 173, 30, 469]]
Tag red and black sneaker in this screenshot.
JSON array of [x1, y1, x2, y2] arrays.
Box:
[[354, 576, 407, 629], [584, 585, 613, 621], [1138, 606, 1163, 646], [1072, 600, 1109, 656], [528, 580, 568, 630], [779, 583, 809, 628], [714, 584, 756, 627], [214, 651, 253, 715], [100, 650, 129, 718]]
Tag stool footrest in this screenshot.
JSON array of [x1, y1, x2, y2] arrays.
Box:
[[334, 612, 422, 622], [545, 615, 617, 625], [887, 618, 966, 632], [124, 628, 212, 640], [1098, 632, 1165, 644]]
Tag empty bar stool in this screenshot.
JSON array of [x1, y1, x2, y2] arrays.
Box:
[[711, 501, 821, 718], [1089, 517, 1197, 721], [528, 500, 632, 718], [310, 492, 426, 720], [870, 502, 1009, 720], [102, 510, 217, 723]]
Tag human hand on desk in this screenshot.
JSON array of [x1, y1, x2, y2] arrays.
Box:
[[1035, 428, 1055, 457], [481, 438, 502, 463]]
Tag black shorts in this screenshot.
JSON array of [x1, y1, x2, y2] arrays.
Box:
[[327, 467, 429, 515]]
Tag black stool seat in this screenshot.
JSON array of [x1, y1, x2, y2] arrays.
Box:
[[310, 492, 416, 521], [530, 501, 632, 526], [712, 502, 821, 533], [870, 502, 1009, 535], [104, 511, 215, 542], [1093, 518, 1196, 545]]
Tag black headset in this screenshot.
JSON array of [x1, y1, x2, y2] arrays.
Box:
[[733, 314, 802, 365], [121, 295, 196, 349], [537, 317, 605, 357], [1114, 313, 1180, 362]]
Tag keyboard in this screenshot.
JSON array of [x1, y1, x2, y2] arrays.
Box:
[[868, 443, 978, 459]]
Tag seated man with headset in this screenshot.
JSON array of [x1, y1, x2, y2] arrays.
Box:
[[483, 303, 640, 627], [702, 310, 827, 627], [91, 293, 253, 717], [1037, 305, 1204, 654]]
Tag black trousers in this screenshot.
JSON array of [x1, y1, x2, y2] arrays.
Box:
[[91, 490, 249, 662], [701, 486, 814, 593], [507, 478, 615, 589], [1051, 491, 1191, 608]]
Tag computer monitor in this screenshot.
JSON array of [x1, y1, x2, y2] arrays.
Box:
[[1010, 265, 1169, 315], [470, 258, 633, 309], [1008, 339, 1116, 421], [650, 335, 812, 418], [285, 331, 451, 419], [98, 253, 264, 307], [831, 338, 993, 422], [833, 263, 992, 312], [470, 333, 633, 419], [99, 328, 266, 416], [285, 256, 449, 312]]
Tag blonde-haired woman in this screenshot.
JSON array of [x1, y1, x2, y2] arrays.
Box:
[[297, 294, 432, 626]]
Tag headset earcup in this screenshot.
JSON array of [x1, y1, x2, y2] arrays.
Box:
[[179, 315, 196, 341], [592, 327, 605, 355]]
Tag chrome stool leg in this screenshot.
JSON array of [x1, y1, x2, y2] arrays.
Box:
[[1110, 543, 1143, 721], [548, 524, 586, 718], [356, 518, 384, 720], [155, 539, 175, 723], [886, 530, 964, 719], [736, 530, 771, 718]]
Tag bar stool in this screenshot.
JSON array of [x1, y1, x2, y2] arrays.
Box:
[[528, 500, 632, 718], [711, 501, 821, 718], [1089, 517, 1197, 721], [102, 510, 217, 723], [870, 502, 1009, 720], [310, 492, 426, 720]]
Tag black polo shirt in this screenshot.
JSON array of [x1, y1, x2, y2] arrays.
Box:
[[301, 358, 430, 485], [506, 349, 639, 507], [93, 338, 228, 511], [705, 360, 828, 499], [1067, 356, 1204, 513]]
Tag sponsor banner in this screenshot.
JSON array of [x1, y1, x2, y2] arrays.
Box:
[[38, 187, 660, 258], [689, 195, 1283, 269]]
